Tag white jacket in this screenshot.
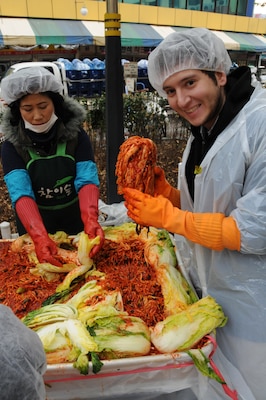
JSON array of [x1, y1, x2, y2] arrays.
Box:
[[177, 82, 266, 400], [0, 305, 46, 400]]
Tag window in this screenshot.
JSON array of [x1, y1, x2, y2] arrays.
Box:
[[158, 0, 172, 6], [202, 0, 215, 11], [173, 0, 186, 8], [141, 0, 157, 5], [215, 0, 229, 13], [188, 0, 200, 10], [122, 0, 140, 4], [236, 0, 247, 15], [229, 0, 237, 14], [119, 0, 248, 13]]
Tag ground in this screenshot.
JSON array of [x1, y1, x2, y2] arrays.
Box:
[[0, 138, 187, 235]]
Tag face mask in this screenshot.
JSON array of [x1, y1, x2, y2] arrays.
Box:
[[23, 112, 58, 134]]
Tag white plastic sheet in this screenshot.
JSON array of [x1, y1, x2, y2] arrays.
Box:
[[98, 200, 132, 226], [45, 345, 213, 400]]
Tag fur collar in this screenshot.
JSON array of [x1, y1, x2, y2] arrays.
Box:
[[1, 96, 86, 147]]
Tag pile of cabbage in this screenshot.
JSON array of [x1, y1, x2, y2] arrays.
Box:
[[22, 224, 227, 382]]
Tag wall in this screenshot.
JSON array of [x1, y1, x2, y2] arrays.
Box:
[[0, 0, 265, 34]]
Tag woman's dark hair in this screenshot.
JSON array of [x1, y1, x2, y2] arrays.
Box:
[[9, 91, 75, 126]]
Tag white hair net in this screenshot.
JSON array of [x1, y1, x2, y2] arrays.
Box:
[[148, 28, 232, 97], [1, 66, 64, 104]]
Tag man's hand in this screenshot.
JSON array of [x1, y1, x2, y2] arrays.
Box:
[[153, 166, 180, 207], [123, 187, 171, 229], [154, 166, 171, 196], [123, 187, 240, 251]]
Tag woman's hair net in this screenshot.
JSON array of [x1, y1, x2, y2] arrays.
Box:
[[0, 66, 64, 105], [148, 27, 232, 97]]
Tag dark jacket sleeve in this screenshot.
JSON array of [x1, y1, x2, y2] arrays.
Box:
[[75, 128, 95, 163], [1, 140, 26, 175]]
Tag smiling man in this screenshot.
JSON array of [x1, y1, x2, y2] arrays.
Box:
[[123, 28, 266, 400], [163, 69, 226, 130]]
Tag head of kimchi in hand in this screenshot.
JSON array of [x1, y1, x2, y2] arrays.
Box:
[[115, 136, 157, 196]]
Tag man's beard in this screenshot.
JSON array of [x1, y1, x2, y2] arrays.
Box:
[[203, 90, 225, 131]]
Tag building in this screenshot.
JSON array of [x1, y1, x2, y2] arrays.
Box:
[[0, 0, 265, 75]]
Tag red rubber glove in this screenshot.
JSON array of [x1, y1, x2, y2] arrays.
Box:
[[123, 188, 240, 251], [154, 166, 180, 207], [15, 197, 62, 266], [78, 184, 104, 257]]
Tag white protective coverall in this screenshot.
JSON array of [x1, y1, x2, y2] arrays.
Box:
[[177, 81, 266, 400], [0, 305, 47, 400]]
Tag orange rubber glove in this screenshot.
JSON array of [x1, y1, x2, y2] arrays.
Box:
[[78, 184, 104, 257], [154, 166, 180, 208], [15, 196, 62, 266], [123, 188, 240, 251]]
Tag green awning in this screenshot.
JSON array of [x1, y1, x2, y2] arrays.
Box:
[[0, 18, 266, 52], [28, 19, 93, 45], [121, 23, 163, 47]]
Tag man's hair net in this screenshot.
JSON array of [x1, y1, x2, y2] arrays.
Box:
[[148, 27, 232, 97], [1, 66, 64, 104]]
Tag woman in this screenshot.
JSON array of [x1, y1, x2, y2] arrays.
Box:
[[1, 67, 104, 266]]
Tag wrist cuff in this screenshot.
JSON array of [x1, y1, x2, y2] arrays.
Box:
[[222, 216, 241, 251], [185, 212, 224, 250]]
